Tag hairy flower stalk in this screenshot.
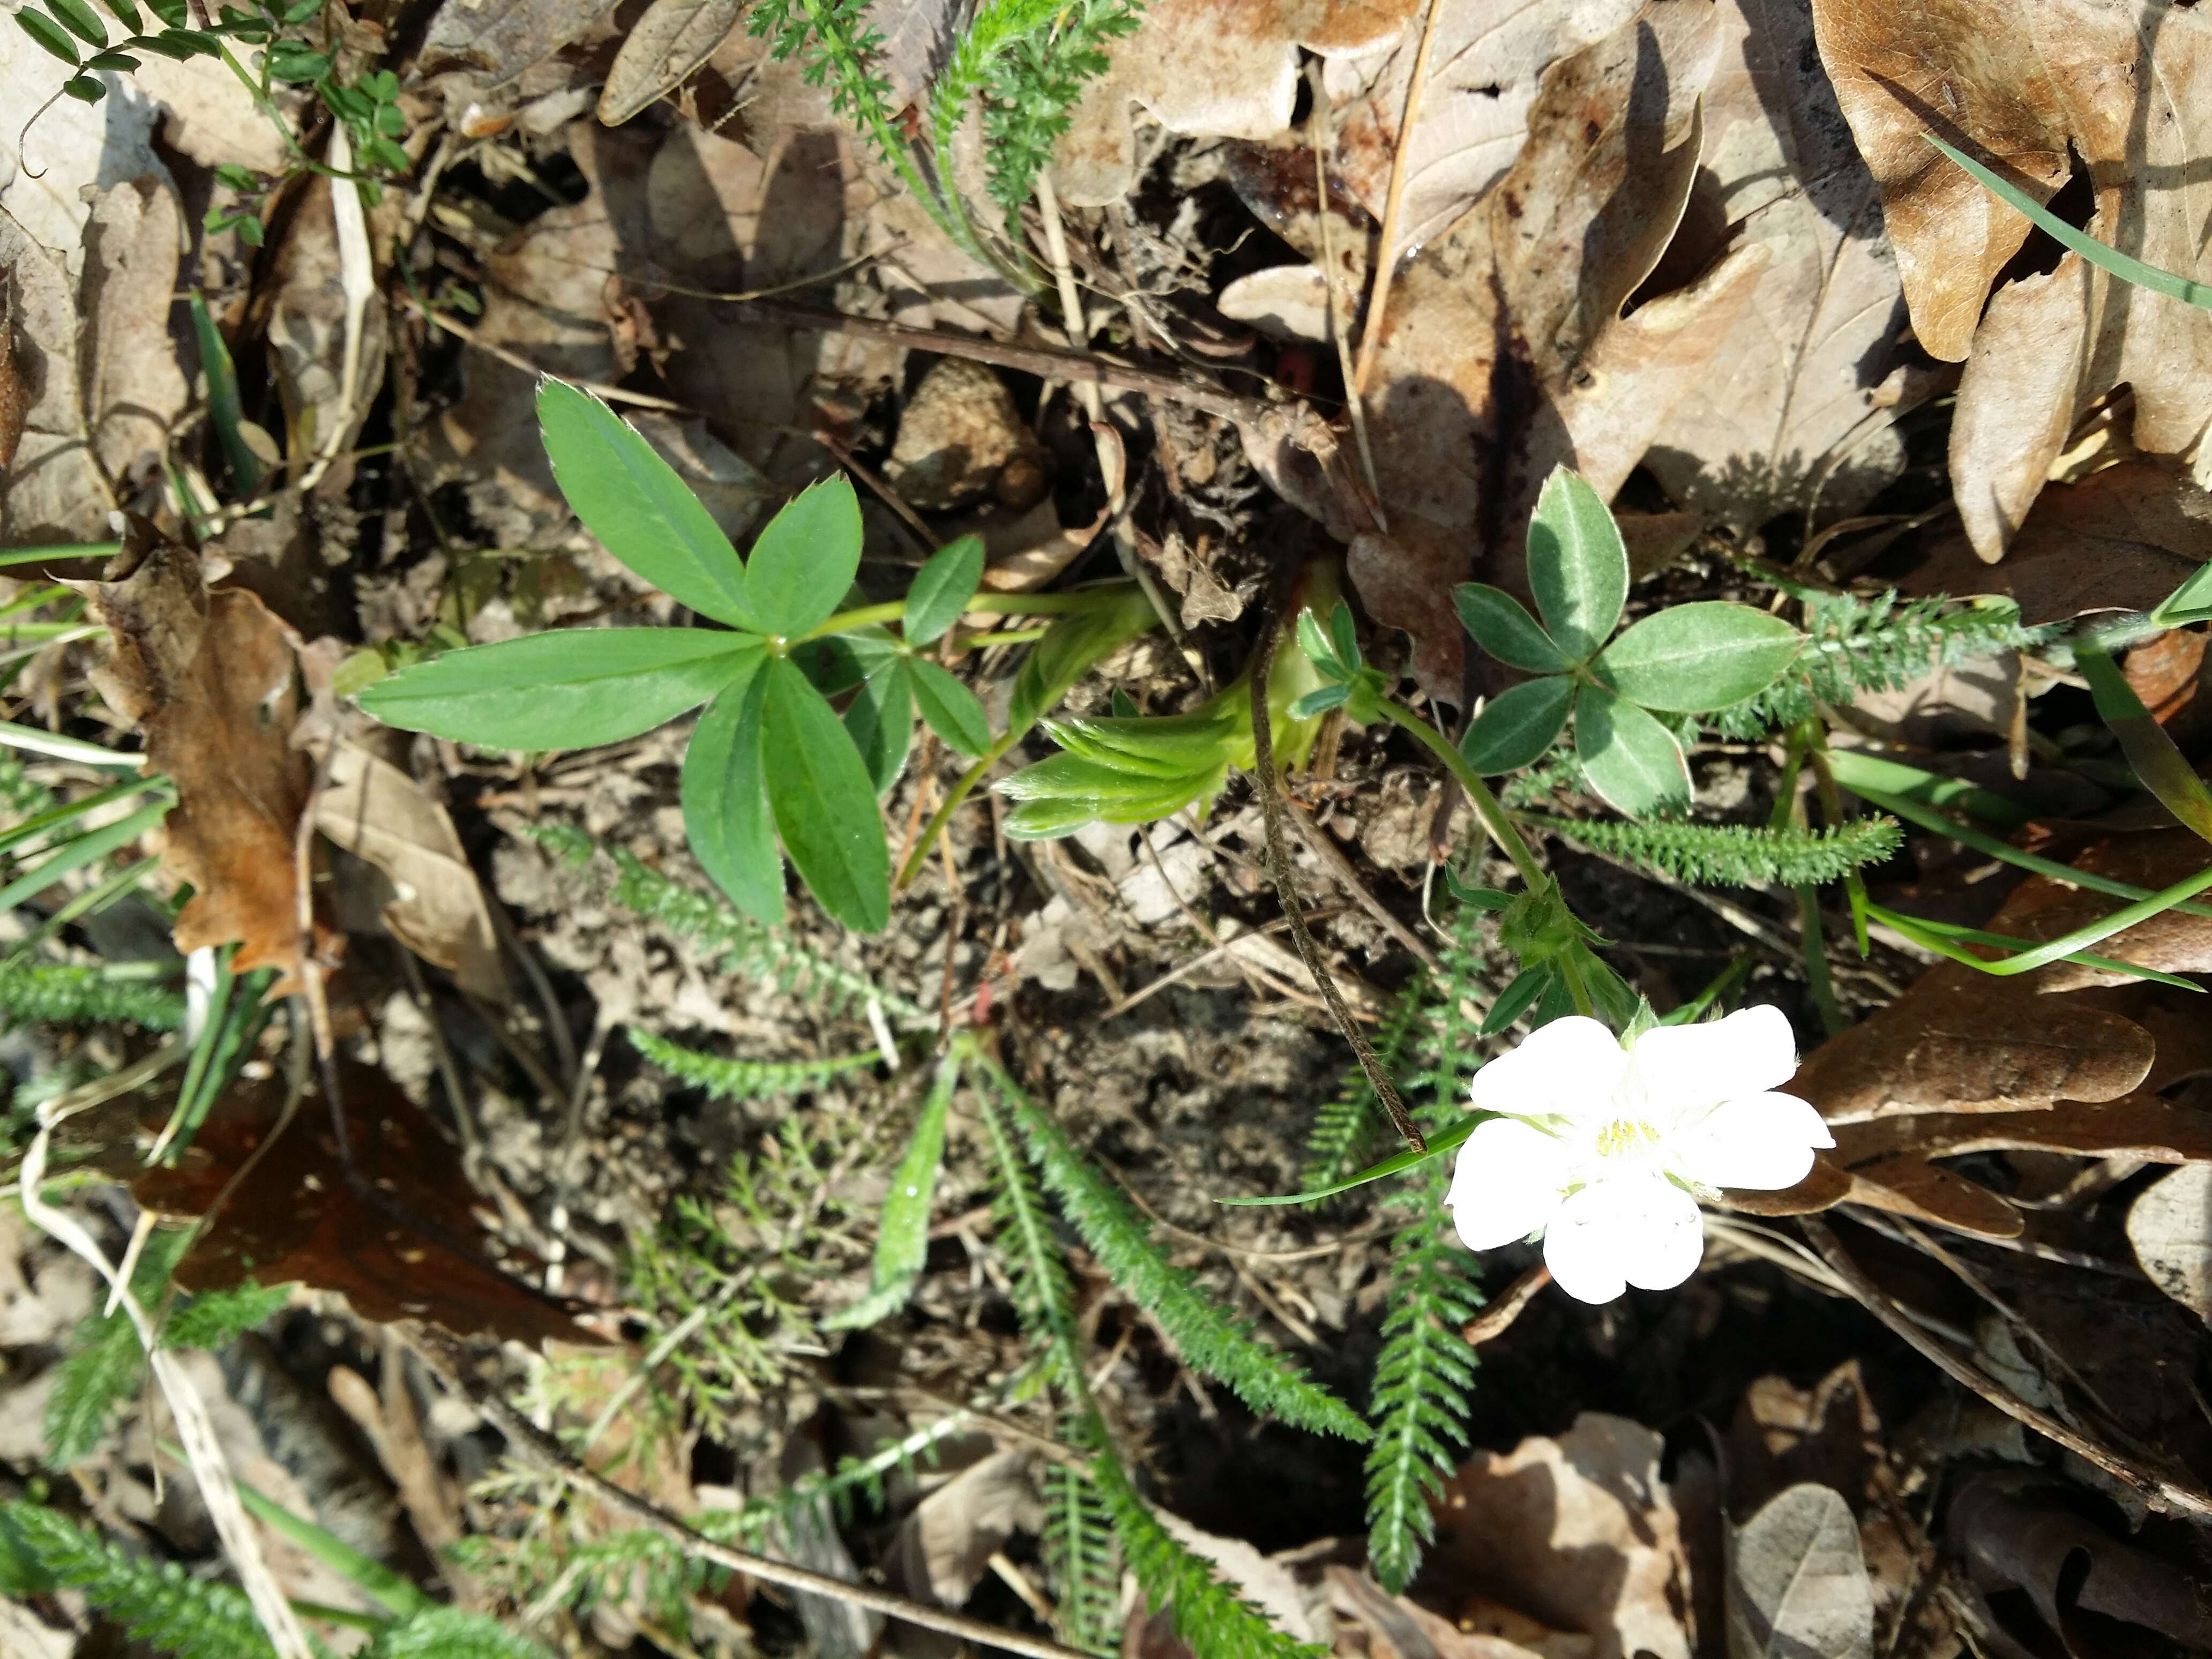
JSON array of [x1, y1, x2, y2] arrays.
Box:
[[1444, 1007, 1832, 1303]]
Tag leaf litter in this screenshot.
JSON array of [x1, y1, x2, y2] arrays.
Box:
[[9, 0, 2212, 1656]]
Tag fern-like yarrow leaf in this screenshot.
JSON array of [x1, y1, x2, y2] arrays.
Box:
[[983, 1056, 1369, 1442], [1526, 813, 1903, 887], [1713, 590, 2053, 739], [1042, 1460, 1122, 1656], [0, 1501, 275, 1659], [629, 1029, 883, 1103], [1092, 1449, 1325, 1659], [0, 961, 184, 1028]]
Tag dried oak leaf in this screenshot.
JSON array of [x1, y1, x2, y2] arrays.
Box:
[[1901, 461, 2212, 627], [1257, 0, 1768, 697], [1427, 1414, 1692, 1659], [315, 742, 506, 1005], [1636, 0, 1920, 532], [133, 1059, 589, 1348], [1051, 0, 1423, 208], [1325, 0, 1642, 255], [1809, 0, 2212, 562], [73, 528, 325, 992]]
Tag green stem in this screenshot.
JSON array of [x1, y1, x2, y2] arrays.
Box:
[[791, 585, 1137, 646], [1373, 701, 1547, 893], [899, 749, 1002, 890]]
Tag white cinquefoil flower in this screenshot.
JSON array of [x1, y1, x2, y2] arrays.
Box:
[[1443, 1006, 1832, 1304]]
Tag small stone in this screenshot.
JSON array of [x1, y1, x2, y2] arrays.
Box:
[[885, 358, 1050, 512]]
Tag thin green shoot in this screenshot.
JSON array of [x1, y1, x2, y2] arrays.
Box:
[[1824, 748, 2030, 828], [0, 719, 146, 768], [1925, 132, 2212, 311], [0, 543, 120, 568], [1862, 902, 2203, 990], [0, 797, 173, 910], [1220, 1114, 1485, 1208], [1842, 775, 2212, 921], [1, 855, 163, 968], [2074, 638, 2212, 847]]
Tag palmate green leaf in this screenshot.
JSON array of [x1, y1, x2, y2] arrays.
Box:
[[904, 534, 984, 644], [537, 379, 761, 629], [843, 654, 915, 794], [1526, 468, 1627, 662], [681, 658, 781, 923], [760, 656, 891, 932], [1575, 684, 1690, 817], [745, 475, 863, 635], [1459, 675, 1573, 774], [1453, 584, 1569, 674], [825, 1051, 957, 1331], [358, 629, 759, 750], [910, 658, 991, 754], [1595, 602, 1802, 713]]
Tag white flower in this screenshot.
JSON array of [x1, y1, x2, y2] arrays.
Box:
[[1443, 1006, 1832, 1305]]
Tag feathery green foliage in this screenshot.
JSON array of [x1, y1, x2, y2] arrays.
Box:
[[44, 1227, 194, 1469], [1525, 813, 1904, 887], [1713, 590, 2052, 739], [1362, 903, 1488, 1593], [981, 1055, 1369, 1441], [977, 0, 1143, 218], [367, 1608, 556, 1659], [0, 961, 183, 1028], [629, 1028, 883, 1103], [1042, 1460, 1122, 1656], [0, 1501, 274, 1659], [0, 752, 57, 818], [1093, 1449, 1325, 1659], [524, 825, 932, 1025], [974, 1072, 1085, 1381], [163, 1280, 293, 1350]]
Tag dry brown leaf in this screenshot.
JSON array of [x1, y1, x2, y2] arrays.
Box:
[[73, 527, 324, 992], [1727, 1484, 1873, 1659], [1278, 1, 1768, 697], [1429, 1414, 1692, 1659], [2127, 1163, 2212, 1326], [887, 1449, 1041, 1609], [0, 287, 24, 473], [1787, 969, 2154, 1127], [1326, 0, 1641, 255], [1951, 1471, 2212, 1656], [1809, 0, 2212, 561], [599, 0, 744, 126], [83, 179, 190, 490], [132, 1060, 589, 1349], [1325, 1565, 1561, 1659], [420, 0, 623, 84], [258, 176, 385, 483], [1636, 0, 1914, 530], [1052, 0, 1422, 208], [1, 181, 190, 542], [1901, 462, 2212, 626], [315, 743, 506, 1004]]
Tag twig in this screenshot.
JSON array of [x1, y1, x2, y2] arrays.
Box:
[[1250, 592, 1424, 1153], [1304, 61, 1384, 529], [719, 296, 1279, 426], [418, 1350, 1103, 1659], [810, 427, 939, 555], [1097, 907, 1347, 1020], [1460, 1263, 1550, 1346], [1803, 1218, 2212, 1520], [1281, 794, 1438, 970], [404, 299, 689, 410], [1351, 0, 1445, 397]]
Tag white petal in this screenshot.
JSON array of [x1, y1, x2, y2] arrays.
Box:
[[1670, 1091, 1834, 1191], [1467, 1015, 1630, 1125], [1627, 1005, 1798, 1129], [1544, 1175, 1705, 1303], [1446, 1118, 1572, 1251]]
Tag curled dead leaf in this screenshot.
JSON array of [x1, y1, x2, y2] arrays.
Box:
[[72, 525, 331, 994]]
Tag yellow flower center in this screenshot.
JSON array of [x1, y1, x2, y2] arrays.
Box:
[[1593, 1117, 1659, 1159]]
